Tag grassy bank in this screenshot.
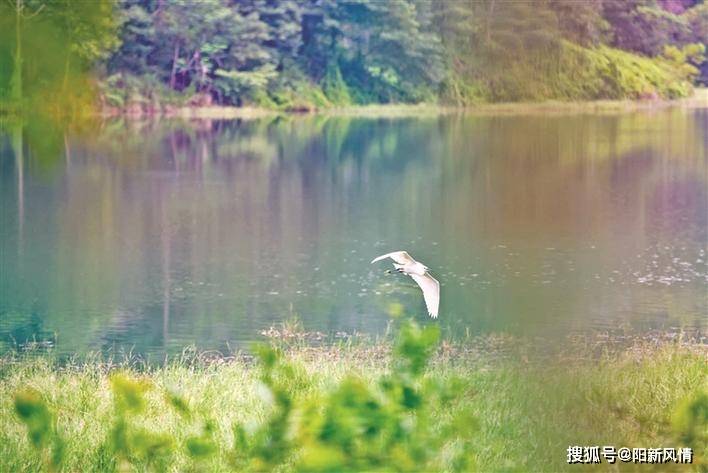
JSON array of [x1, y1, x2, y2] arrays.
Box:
[[97, 87, 708, 121], [1, 322, 706, 472], [7, 88, 708, 123]]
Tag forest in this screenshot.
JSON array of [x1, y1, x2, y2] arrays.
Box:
[[1, 0, 707, 113]]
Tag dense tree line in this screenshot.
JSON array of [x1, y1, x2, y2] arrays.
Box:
[[104, 0, 447, 107], [0, 0, 119, 115], [1, 0, 707, 111]]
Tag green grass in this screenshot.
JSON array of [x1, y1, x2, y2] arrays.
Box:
[[1, 324, 706, 472]]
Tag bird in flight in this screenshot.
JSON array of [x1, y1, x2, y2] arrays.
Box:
[[371, 251, 440, 318]]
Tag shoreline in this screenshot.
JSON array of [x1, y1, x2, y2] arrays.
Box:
[[96, 88, 708, 120], [3, 90, 706, 124], [4, 326, 706, 368]]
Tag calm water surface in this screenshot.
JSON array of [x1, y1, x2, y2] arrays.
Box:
[[1, 109, 707, 357]]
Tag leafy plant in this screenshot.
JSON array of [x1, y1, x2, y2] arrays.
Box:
[[246, 319, 478, 472], [107, 373, 175, 471], [321, 62, 352, 106], [14, 389, 64, 471], [7, 332, 707, 472], [12, 318, 479, 472], [214, 66, 278, 106], [672, 389, 708, 468]]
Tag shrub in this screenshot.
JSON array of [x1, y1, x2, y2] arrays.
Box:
[[321, 62, 352, 106], [13, 389, 64, 471], [460, 41, 697, 102], [295, 321, 477, 471], [672, 390, 708, 469], [100, 73, 190, 113], [12, 318, 478, 472]]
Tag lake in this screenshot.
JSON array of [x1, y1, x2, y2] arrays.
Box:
[[1, 108, 706, 358]]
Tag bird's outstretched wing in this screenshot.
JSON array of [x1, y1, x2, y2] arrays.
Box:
[[371, 251, 414, 265], [410, 273, 440, 318]]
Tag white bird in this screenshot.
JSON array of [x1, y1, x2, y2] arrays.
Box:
[[371, 251, 440, 318]]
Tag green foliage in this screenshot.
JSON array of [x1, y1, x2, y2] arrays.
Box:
[[672, 391, 708, 449], [165, 391, 190, 419], [477, 0, 561, 57], [685, 2, 708, 83], [110, 373, 150, 413], [215, 65, 278, 106], [558, 42, 697, 100], [242, 319, 471, 472], [165, 391, 220, 462], [453, 39, 698, 103], [14, 390, 52, 448], [0, 0, 119, 116], [394, 320, 440, 376], [3, 339, 707, 472], [664, 43, 706, 82], [229, 344, 300, 470], [8, 319, 478, 471], [552, 0, 608, 46], [265, 61, 333, 110], [99, 72, 191, 113], [300, 0, 444, 104], [107, 373, 176, 470], [294, 320, 475, 472], [603, 0, 692, 56], [13, 389, 64, 471], [321, 62, 351, 106], [435, 0, 706, 104], [4, 0, 707, 113]]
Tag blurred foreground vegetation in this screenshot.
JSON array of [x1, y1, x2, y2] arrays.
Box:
[[2, 319, 706, 472], [1, 0, 708, 116]]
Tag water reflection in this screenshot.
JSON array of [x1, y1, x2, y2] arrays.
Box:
[[1, 109, 706, 357]]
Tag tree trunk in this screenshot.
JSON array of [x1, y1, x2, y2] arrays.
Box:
[[62, 53, 71, 94], [11, 0, 23, 104], [12, 126, 24, 255], [64, 133, 71, 166], [169, 42, 180, 90], [160, 184, 171, 350], [486, 0, 496, 44]]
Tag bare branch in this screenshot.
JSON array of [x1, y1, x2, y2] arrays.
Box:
[[22, 3, 45, 19]]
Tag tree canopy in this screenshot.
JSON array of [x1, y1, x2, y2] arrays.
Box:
[[1, 0, 707, 113]]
